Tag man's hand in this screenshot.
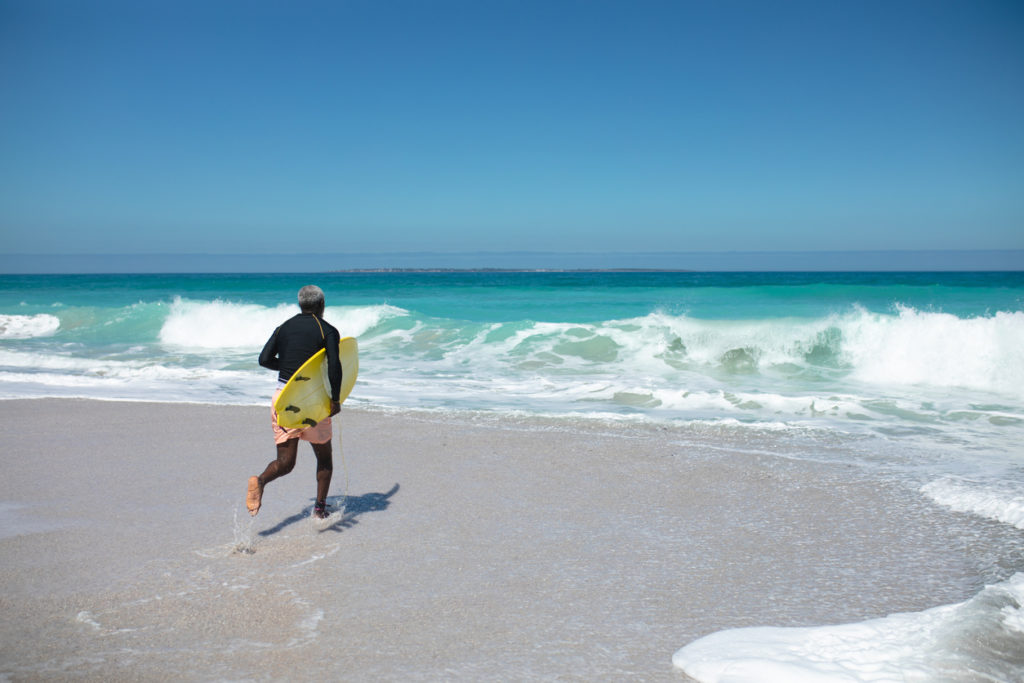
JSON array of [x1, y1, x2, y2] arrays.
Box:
[[329, 401, 341, 417]]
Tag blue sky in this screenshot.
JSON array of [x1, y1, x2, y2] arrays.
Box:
[[1, 0, 1022, 261]]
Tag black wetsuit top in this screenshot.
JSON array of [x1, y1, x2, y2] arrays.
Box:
[[258, 313, 342, 402]]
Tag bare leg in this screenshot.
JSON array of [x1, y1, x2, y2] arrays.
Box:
[[260, 439, 299, 486], [312, 440, 333, 509], [248, 439, 299, 516]]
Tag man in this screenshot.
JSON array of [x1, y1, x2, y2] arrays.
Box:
[[248, 285, 342, 519]]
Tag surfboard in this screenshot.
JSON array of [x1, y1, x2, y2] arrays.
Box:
[[273, 337, 359, 429]]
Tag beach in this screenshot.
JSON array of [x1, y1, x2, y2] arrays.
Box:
[[2, 398, 1020, 680], [4, 0, 1023, 674]]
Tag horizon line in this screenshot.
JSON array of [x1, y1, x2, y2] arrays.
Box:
[[1, 249, 1021, 274], [4, 248, 1022, 256]]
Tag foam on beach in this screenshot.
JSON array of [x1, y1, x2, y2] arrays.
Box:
[[922, 476, 1024, 530], [673, 574, 1024, 682], [672, 463, 1024, 681]]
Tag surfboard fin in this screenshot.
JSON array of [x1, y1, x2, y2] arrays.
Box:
[[284, 405, 301, 414], [294, 375, 312, 382], [302, 418, 319, 427]]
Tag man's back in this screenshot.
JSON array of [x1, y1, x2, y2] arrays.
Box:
[[259, 312, 340, 388]]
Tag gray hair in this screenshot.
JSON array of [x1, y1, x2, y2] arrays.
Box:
[[297, 285, 325, 312]]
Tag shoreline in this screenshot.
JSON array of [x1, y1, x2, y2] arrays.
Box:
[[1, 399, 1019, 680]]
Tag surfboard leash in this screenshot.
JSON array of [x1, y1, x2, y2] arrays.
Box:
[[334, 414, 350, 513]]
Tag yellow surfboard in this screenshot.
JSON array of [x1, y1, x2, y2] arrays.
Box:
[[273, 337, 359, 429]]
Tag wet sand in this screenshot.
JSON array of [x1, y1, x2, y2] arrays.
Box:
[[0, 399, 1016, 681]]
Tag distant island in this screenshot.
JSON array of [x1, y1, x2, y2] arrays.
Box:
[[329, 268, 695, 273]]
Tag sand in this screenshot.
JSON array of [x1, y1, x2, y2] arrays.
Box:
[[1, 399, 1017, 681]]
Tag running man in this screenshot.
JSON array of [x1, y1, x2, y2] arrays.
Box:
[[248, 285, 342, 519]]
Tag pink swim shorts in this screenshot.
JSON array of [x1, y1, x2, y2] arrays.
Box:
[[270, 388, 333, 445]]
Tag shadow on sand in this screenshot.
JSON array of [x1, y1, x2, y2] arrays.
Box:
[[258, 483, 400, 537]]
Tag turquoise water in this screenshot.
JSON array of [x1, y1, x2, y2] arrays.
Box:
[[2, 271, 1021, 320], [3, 269, 1023, 460], [2, 271, 1022, 420]]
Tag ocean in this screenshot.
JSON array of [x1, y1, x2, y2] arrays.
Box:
[[2, 270, 1023, 679]]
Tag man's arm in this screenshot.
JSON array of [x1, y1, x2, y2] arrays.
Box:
[[258, 327, 281, 371], [325, 328, 342, 403]]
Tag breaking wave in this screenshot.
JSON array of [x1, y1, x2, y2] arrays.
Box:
[[158, 298, 407, 349], [0, 314, 60, 339]]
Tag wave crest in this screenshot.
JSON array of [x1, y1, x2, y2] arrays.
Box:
[[0, 314, 60, 339], [845, 307, 1024, 399], [158, 299, 405, 349], [370, 306, 1023, 398]]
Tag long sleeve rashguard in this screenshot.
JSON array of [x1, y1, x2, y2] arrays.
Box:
[[258, 313, 342, 402]]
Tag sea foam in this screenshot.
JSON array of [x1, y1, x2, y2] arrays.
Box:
[[368, 306, 1024, 399], [159, 299, 299, 348], [673, 574, 1024, 682], [4, 298, 1024, 453], [158, 298, 405, 349], [922, 477, 1024, 530], [0, 313, 60, 339], [845, 307, 1024, 400]]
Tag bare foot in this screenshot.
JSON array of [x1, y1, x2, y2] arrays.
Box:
[[246, 476, 263, 516]]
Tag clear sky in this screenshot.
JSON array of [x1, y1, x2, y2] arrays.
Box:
[[1, 0, 1022, 259]]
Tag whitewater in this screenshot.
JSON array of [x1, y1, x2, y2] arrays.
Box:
[[1, 270, 1022, 679]]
